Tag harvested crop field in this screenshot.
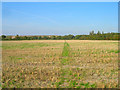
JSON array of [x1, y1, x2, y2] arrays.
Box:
[[2, 40, 118, 88]]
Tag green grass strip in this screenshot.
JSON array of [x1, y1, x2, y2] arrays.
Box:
[[62, 42, 70, 57], [61, 41, 70, 65]]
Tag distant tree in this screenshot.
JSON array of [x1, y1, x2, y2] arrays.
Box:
[[15, 34, 20, 40], [56, 36, 62, 40], [51, 36, 56, 40], [38, 36, 42, 40], [61, 34, 74, 40], [28, 37, 32, 40], [22, 36, 28, 40], [43, 36, 49, 40], [31, 36, 38, 40], [75, 35, 81, 39], [2, 32, 120, 40], [2, 35, 6, 39], [67, 34, 74, 39], [97, 31, 101, 35], [89, 30, 94, 35], [62, 35, 68, 40]]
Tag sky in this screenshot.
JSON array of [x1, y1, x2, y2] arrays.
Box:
[[2, 0, 120, 2], [2, 2, 118, 35]]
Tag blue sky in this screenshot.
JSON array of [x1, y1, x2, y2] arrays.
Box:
[[2, 2, 118, 35]]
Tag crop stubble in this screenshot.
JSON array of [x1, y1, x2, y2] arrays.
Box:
[[2, 40, 118, 88]]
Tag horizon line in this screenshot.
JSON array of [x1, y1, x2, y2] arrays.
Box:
[[1, 31, 119, 36]]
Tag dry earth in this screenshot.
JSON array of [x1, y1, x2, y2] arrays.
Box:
[[2, 40, 118, 88]]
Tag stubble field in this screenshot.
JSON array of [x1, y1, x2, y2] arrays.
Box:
[[2, 40, 118, 88]]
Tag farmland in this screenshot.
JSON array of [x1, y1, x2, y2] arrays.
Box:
[[2, 40, 118, 88]]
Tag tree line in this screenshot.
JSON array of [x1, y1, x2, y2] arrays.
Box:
[[1, 31, 119, 40]]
